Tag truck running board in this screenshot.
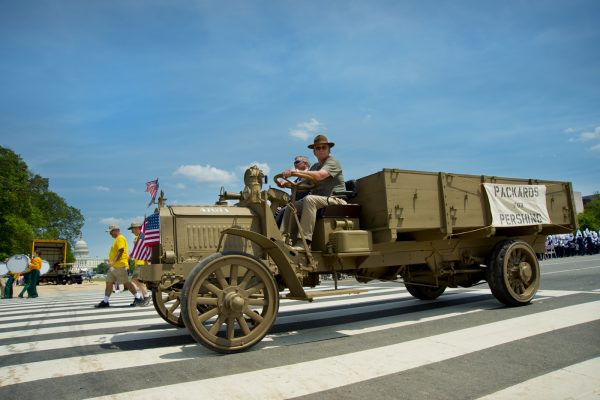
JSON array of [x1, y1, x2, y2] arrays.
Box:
[[284, 287, 368, 301]]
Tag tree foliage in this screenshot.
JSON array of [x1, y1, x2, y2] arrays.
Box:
[[95, 262, 110, 275], [578, 196, 600, 231], [0, 146, 84, 260]]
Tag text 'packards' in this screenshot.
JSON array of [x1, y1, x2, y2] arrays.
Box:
[[493, 185, 539, 199]]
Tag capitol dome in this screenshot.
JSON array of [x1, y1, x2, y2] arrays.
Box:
[[74, 239, 89, 258]]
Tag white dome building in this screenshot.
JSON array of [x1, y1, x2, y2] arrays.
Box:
[[73, 238, 106, 272]]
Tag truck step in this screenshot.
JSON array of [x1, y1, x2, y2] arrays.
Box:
[[284, 288, 368, 301]]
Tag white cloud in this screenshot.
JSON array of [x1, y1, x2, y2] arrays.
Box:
[[580, 127, 600, 142], [99, 217, 126, 227], [174, 164, 236, 184], [289, 118, 324, 140], [566, 126, 600, 152], [239, 162, 270, 176], [567, 126, 600, 142], [175, 183, 186, 189], [95, 186, 110, 192]]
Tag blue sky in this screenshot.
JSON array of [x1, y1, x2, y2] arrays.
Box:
[[1, 0, 599, 258]]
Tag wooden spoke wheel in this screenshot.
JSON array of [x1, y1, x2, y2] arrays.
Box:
[[181, 251, 279, 353], [405, 283, 447, 300], [486, 240, 540, 306], [152, 283, 184, 327]]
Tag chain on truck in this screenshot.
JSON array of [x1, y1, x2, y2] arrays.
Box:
[[139, 166, 578, 353]]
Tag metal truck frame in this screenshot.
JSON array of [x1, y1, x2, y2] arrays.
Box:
[[139, 166, 577, 353]]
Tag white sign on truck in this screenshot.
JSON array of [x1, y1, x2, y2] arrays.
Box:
[[483, 183, 551, 227]]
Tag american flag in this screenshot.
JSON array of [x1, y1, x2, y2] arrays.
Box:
[[146, 179, 159, 207], [130, 212, 160, 261]]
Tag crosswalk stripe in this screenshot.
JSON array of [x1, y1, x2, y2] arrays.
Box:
[[0, 327, 183, 355], [0, 317, 164, 340], [0, 289, 489, 356], [3, 300, 599, 389], [84, 301, 600, 400], [475, 357, 600, 400]]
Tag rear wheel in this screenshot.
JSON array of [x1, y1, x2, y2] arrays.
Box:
[[486, 240, 540, 306], [405, 283, 447, 300], [152, 283, 184, 327], [181, 251, 279, 353]]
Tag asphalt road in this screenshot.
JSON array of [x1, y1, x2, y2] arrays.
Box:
[[1, 254, 599, 399]]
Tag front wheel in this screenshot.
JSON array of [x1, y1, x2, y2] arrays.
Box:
[[486, 240, 540, 306], [181, 251, 279, 353]]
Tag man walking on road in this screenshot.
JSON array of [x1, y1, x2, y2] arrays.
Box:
[[128, 222, 151, 306], [95, 225, 147, 308], [18, 249, 42, 298]]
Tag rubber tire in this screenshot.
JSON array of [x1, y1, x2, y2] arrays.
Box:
[[486, 240, 540, 306], [405, 283, 447, 300]]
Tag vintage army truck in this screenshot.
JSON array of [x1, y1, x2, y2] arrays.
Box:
[[139, 166, 577, 353]]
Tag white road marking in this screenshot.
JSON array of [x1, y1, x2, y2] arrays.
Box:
[[542, 265, 600, 275], [0, 317, 164, 340], [3, 301, 598, 390], [476, 357, 600, 400], [0, 328, 184, 355], [83, 301, 600, 400]]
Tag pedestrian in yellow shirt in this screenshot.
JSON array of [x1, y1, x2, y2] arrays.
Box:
[[128, 222, 150, 306], [18, 249, 42, 298], [95, 225, 147, 308]]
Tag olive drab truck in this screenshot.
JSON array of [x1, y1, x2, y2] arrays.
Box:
[[139, 166, 577, 353]]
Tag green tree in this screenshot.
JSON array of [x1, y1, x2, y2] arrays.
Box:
[[578, 196, 600, 231], [0, 146, 84, 260], [95, 263, 110, 274]]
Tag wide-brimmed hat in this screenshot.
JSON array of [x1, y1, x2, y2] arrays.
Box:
[[106, 224, 120, 232], [127, 222, 143, 230], [308, 134, 335, 149]]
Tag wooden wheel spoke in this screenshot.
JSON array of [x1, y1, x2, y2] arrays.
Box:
[[238, 269, 254, 290], [246, 282, 265, 296], [167, 299, 181, 314], [197, 307, 219, 323], [236, 316, 251, 335], [226, 317, 235, 339], [247, 298, 266, 306], [215, 268, 229, 289], [230, 264, 239, 286], [202, 281, 223, 296], [208, 314, 226, 335], [196, 296, 218, 305], [243, 306, 264, 323]]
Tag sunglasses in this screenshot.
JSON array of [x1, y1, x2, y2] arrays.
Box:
[[294, 160, 304, 164]]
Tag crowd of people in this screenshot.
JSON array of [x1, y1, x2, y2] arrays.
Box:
[[1, 223, 151, 304], [1, 249, 42, 299], [94, 223, 150, 308], [542, 229, 600, 259]]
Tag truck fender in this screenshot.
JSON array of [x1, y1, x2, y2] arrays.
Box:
[[218, 228, 307, 298]]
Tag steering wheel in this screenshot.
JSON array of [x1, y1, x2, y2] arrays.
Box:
[[273, 171, 318, 192]]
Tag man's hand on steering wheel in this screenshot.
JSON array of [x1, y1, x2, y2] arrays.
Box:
[[274, 171, 318, 192]]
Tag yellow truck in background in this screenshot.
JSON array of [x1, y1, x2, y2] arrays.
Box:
[[32, 239, 83, 285]]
